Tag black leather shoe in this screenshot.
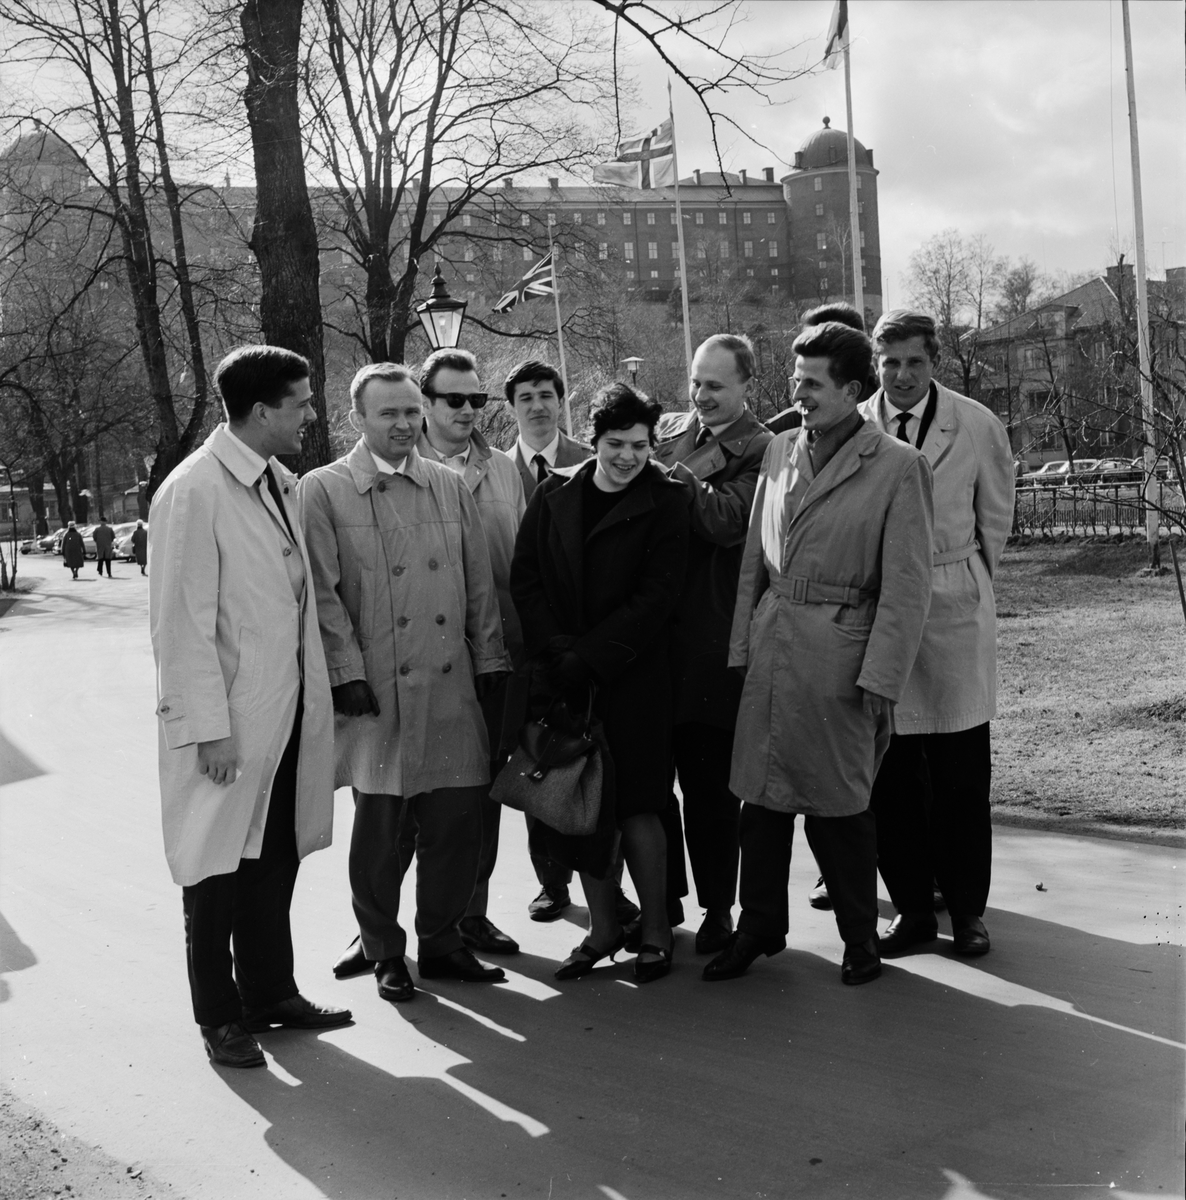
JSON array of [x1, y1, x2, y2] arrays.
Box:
[[376, 957, 416, 1002], [200, 1021, 265, 1068], [332, 935, 374, 979], [841, 938, 882, 985], [808, 876, 832, 910], [952, 915, 991, 957], [634, 936, 674, 984], [418, 948, 506, 983], [614, 887, 641, 927], [528, 886, 571, 922], [878, 912, 939, 957], [694, 913, 734, 956], [702, 931, 785, 981], [555, 928, 628, 981], [243, 993, 353, 1031], [459, 915, 520, 955]]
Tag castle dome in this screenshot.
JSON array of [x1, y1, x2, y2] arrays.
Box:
[[793, 116, 872, 170]]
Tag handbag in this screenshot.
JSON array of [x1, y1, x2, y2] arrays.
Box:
[[491, 689, 604, 837]]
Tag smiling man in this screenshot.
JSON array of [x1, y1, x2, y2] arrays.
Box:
[[300, 362, 511, 1003], [860, 310, 1015, 960], [653, 333, 772, 954], [704, 321, 934, 988], [149, 345, 348, 1069]]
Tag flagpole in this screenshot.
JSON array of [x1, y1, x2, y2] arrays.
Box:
[[668, 79, 694, 387], [547, 222, 573, 435], [841, 3, 864, 319]]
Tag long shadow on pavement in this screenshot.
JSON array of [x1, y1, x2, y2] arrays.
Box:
[[217, 912, 1183, 1200]]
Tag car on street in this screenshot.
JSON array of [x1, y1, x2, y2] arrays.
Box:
[[113, 522, 144, 560]]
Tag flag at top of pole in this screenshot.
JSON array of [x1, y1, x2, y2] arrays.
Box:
[[824, 0, 849, 69], [593, 118, 676, 189], [492, 251, 555, 313]]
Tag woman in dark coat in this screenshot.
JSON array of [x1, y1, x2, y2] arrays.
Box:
[[131, 520, 148, 574], [61, 522, 85, 579], [511, 383, 689, 983]]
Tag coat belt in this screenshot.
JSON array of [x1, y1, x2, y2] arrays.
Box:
[[933, 539, 980, 567], [769, 574, 876, 607]]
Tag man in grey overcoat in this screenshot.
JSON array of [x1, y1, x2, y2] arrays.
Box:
[[300, 362, 511, 1003], [704, 322, 934, 987]]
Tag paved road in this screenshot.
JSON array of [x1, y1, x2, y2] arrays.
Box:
[[1, 552, 1182, 1200]]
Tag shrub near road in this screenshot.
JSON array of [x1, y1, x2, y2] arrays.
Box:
[[993, 541, 1186, 833]]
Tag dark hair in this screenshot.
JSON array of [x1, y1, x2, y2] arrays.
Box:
[[590, 382, 662, 446], [872, 309, 941, 361], [802, 302, 866, 333], [215, 345, 310, 423], [791, 321, 873, 389], [503, 359, 565, 404], [420, 348, 477, 396], [695, 333, 755, 381]]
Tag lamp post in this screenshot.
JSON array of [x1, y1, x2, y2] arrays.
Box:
[[620, 355, 644, 386], [415, 263, 467, 350]]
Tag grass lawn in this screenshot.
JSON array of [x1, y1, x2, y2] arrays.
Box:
[[993, 539, 1186, 832]]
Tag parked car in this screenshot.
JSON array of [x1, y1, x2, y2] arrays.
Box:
[[78, 524, 99, 558], [1084, 459, 1140, 484], [49, 528, 68, 554], [113, 522, 143, 560], [1022, 461, 1068, 485]]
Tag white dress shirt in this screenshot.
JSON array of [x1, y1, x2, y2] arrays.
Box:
[[880, 389, 931, 448], [517, 431, 561, 470]]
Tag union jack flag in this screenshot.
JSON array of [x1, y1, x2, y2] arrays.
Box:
[[492, 251, 555, 313]]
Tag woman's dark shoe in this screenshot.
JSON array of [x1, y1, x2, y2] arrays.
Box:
[[633, 936, 674, 984], [554, 928, 628, 980], [702, 931, 785, 981]]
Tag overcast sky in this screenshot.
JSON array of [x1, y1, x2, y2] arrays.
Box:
[[622, 0, 1185, 304]]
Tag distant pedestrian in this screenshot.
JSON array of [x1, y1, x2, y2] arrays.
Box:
[[61, 522, 84, 579], [131, 520, 148, 575], [93, 516, 115, 577]]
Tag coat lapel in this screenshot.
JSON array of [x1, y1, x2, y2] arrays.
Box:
[[920, 386, 956, 468], [542, 466, 586, 619], [793, 422, 874, 523], [587, 467, 658, 539]]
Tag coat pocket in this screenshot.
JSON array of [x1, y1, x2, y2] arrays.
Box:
[[228, 627, 260, 714]]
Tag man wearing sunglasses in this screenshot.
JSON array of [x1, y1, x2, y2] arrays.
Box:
[[416, 348, 526, 959]]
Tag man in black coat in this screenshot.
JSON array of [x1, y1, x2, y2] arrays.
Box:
[[653, 333, 773, 954]]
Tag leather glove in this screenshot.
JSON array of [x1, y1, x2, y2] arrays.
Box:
[[474, 670, 509, 701], [550, 650, 591, 691], [331, 679, 380, 717]]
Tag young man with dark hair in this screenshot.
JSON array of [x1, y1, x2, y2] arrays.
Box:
[[149, 344, 348, 1069], [704, 321, 934, 987], [502, 359, 589, 504], [653, 332, 773, 954], [860, 309, 1014, 959]]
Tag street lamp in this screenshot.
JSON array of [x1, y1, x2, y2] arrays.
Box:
[[416, 263, 467, 349], [620, 355, 644, 384]]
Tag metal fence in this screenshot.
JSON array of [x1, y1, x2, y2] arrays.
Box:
[[1012, 482, 1186, 537]]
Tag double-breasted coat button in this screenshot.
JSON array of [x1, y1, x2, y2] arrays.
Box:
[[159, 704, 170, 713], [283, 547, 292, 557], [435, 614, 445, 624], [442, 663, 452, 673], [399, 665, 410, 676], [397, 616, 409, 627], [377, 480, 387, 492], [428, 558, 438, 570], [392, 565, 404, 576]]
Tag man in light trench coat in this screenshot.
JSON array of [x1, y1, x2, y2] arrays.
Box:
[[860, 309, 1015, 958], [149, 345, 349, 1070], [300, 362, 511, 1004], [703, 321, 934, 987]]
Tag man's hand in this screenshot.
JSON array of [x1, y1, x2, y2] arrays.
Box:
[[861, 689, 894, 719], [474, 670, 510, 701], [331, 679, 381, 717], [197, 737, 237, 786]]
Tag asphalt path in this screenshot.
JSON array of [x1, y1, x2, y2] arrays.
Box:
[[1, 551, 1182, 1200]]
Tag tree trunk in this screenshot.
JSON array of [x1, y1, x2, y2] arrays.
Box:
[[240, 0, 331, 474], [25, 471, 49, 537]]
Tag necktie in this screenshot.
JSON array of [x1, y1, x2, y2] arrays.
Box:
[[695, 426, 713, 449], [262, 464, 296, 541], [532, 453, 549, 484], [895, 413, 912, 444]]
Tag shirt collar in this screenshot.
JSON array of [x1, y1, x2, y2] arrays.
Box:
[[223, 424, 270, 481], [518, 431, 561, 467], [369, 447, 407, 475], [881, 386, 931, 427], [421, 438, 470, 468]]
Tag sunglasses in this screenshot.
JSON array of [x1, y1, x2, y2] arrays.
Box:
[[424, 390, 488, 410]]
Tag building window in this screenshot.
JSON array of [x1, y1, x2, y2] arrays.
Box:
[[624, 242, 634, 261], [670, 212, 677, 225], [742, 211, 752, 225], [695, 211, 704, 225], [862, 274, 868, 287], [816, 232, 827, 250], [818, 260, 828, 270], [465, 272, 475, 282], [771, 284, 780, 296], [650, 270, 659, 278], [647, 241, 659, 260], [623, 212, 633, 226], [599, 242, 609, 260], [463, 246, 475, 262], [493, 245, 503, 261], [766, 211, 776, 225], [646, 212, 656, 225], [815, 203, 824, 217], [858, 201, 864, 214], [856, 176, 862, 189], [522, 247, 532, 261], [626, 269, 635, 279], [462, 213, 472, 227], [548, 211, 556, 226], [860, 231, 866, 248], [696, 244, 707, 260], [820, 276, 828, 288], [814, 177, 823, 192], [770, 267, 779, 277], [520, 213, 530, 227], [720, 241, 730, 258], [743, 240, 753, 258], [746, 268, 754, 277], [573, 212, 583, 224], [768, 241, 778, 258], [671, 241, 679, 258], [718, 211, 728, 225], [597, 211, 606, 225]]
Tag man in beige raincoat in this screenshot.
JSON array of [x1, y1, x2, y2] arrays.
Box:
[[300, 363, 510, 1005], [703, 322, 934, 987], [149, 345, 349, 1071], [860, 310, 1015, 959]]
